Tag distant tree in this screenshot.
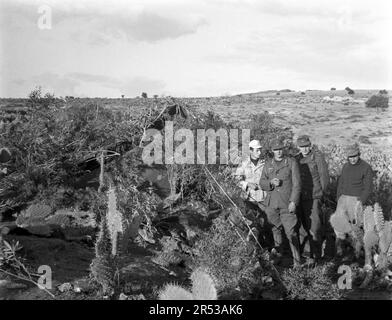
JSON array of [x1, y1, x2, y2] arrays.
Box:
[[345, 87, 355, 95], [276, 92, 280, 96], [121, 94, 125, 99], [365, 94, 389, 110], [300, 92, 306, 95], [141, 92, 148, 99], [153, 94, 158, 99], [379, 89, 388, 95], [28, 86, 56, 108], [330, 87, 336, 91]]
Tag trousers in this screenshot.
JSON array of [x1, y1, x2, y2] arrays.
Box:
[[264, 206, 299, 251]]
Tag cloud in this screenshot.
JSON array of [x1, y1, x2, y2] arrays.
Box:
[[203, 16, 388, 89], [121, 11, 207, 42], [0, 1, 207, 45], [13, 73, 80, 97]]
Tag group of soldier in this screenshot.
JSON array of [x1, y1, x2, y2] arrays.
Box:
[[234, 136, 373, 268]]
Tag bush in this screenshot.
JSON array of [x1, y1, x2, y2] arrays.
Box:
[[191, 214, 270, 298], [0, 94, 145, 214], [331, 88, 336, 91], [379, 90, 388, 95], [345, 87, 355, 95], [28, 86, 58, 108], [365, 95, 389, 109], [282, 263, 341, 300]]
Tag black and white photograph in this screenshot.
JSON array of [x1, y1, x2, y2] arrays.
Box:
[[0, 0, 391, 305]]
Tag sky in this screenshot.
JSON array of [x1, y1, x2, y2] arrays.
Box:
[[0, 0, 391, 98]]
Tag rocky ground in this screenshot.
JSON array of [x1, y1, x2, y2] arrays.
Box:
[[190, 90, 392, 154]]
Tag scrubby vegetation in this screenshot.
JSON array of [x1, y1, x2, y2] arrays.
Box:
[[365, 94, 389, 109], [282, 263, 341, 300], [1, 88, 392, 300], [345, 87, 355, 95]]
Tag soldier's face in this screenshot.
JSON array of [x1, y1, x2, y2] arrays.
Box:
[[348, 155, 359, 165], [250, 147, 262, 160], [299, 145, 311, 156], [272, 148, 283, 160]]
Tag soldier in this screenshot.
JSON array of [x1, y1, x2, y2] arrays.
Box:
[[295, 135, 329, 264], [234, 140, 271, 246], [259, 137, 302, 267], [329, 143, 373, 259]]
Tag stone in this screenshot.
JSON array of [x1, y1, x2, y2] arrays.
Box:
[[16, 207, 97, 239], [119, 293, 128, 300], [128, 293, 145, 300], [58, 282, 73, 293], [73, 279, 93, 293]]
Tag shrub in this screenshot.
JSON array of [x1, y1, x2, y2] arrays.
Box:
[[28, 86, 57, 108], [331, 88, 336, 91], [0, 98, 143, 214], [365, 95, 389, 109], [345, 87, 355, 95], [282, 263, 341, 300], [379, 90, 388, 95], [191, 214, 270, 298]]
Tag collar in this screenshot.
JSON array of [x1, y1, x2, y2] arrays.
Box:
[[246, 157, 264, 168], [348, 158, 362, 166], [272, 157, 288, 167]]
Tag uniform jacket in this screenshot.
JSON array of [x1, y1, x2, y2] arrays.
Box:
[[234, 157, 267, 203], [295, 149, 329, 200], [259, 156, 301, 208], [337, 158, 373, 204]]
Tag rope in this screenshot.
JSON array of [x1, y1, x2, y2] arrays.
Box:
[[202, 164, 285, 288]]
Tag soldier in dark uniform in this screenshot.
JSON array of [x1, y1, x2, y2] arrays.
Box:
[[260, 138, 302, 267], [295, 135, 329, 264]]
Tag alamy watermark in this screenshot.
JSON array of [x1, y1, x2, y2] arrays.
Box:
[[37, 264, 52, 290], [37, 5, 52, 30], [141, 121, 251, 165], [337, 265, 352, 290]]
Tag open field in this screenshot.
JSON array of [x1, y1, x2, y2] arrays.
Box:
[[4, 89, 388, 152], [187, 90, 392, 154]]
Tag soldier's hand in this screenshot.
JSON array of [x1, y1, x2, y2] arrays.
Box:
[[288, 202, 296, 213], [271, 178, 280, 187], [247, 182, 258, 190]]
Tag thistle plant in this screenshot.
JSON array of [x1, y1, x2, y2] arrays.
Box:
[[158, 268, 218, 300], [106, 186, 124, 256], [362, 203, 392, 274], [90, 185, 124, 295]]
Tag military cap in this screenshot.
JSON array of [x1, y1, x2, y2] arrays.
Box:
[[270, 138, 284, 150], [297, 135, 311, 147], [249, 139, 262, 149], [346, 143, 360, 157]]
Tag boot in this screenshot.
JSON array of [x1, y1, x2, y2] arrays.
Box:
[[309, 239, 322, 263], [289, 242, 302, 268], [270, 247, 283, 265], [335, 238, 345, 259]]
